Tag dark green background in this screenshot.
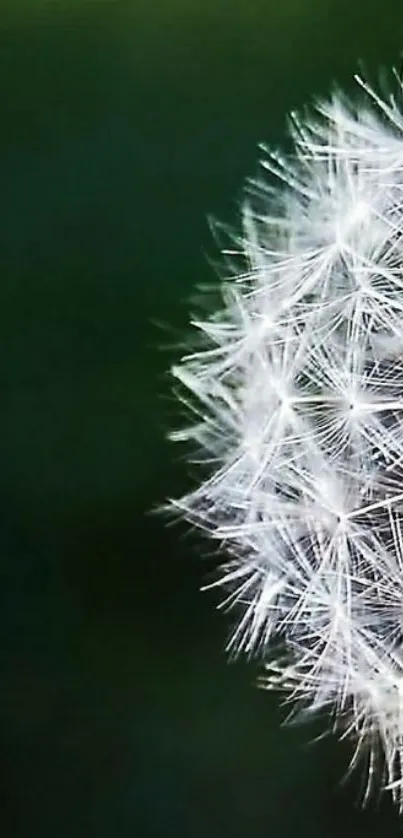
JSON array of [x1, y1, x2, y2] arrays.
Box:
[[1, 1, 403, 835]]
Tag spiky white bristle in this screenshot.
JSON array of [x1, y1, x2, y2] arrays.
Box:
[[169, 69, 403, 809]]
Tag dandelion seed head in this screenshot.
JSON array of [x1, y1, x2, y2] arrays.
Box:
[[168, 67, 403, 809]]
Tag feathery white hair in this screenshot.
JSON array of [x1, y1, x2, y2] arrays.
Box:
[[169, 69, 403, 809]]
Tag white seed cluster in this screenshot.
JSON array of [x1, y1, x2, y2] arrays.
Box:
[[169, 72, 403, 808]]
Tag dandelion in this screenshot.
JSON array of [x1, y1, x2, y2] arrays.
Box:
[[168, 68, 403, 809]]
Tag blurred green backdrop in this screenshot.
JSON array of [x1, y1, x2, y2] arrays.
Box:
[[1, 1, 403, 836]]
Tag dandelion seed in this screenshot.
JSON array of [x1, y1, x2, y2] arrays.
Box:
[[167, 67, 403, 810]]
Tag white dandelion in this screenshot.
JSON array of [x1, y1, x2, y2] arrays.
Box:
[[168, 67, 403, 809]]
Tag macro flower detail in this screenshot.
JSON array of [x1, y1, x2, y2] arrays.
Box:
[[168, 70, 403, 809]]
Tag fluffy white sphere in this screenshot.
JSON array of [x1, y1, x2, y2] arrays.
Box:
[[169, 70, 403, 809]]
